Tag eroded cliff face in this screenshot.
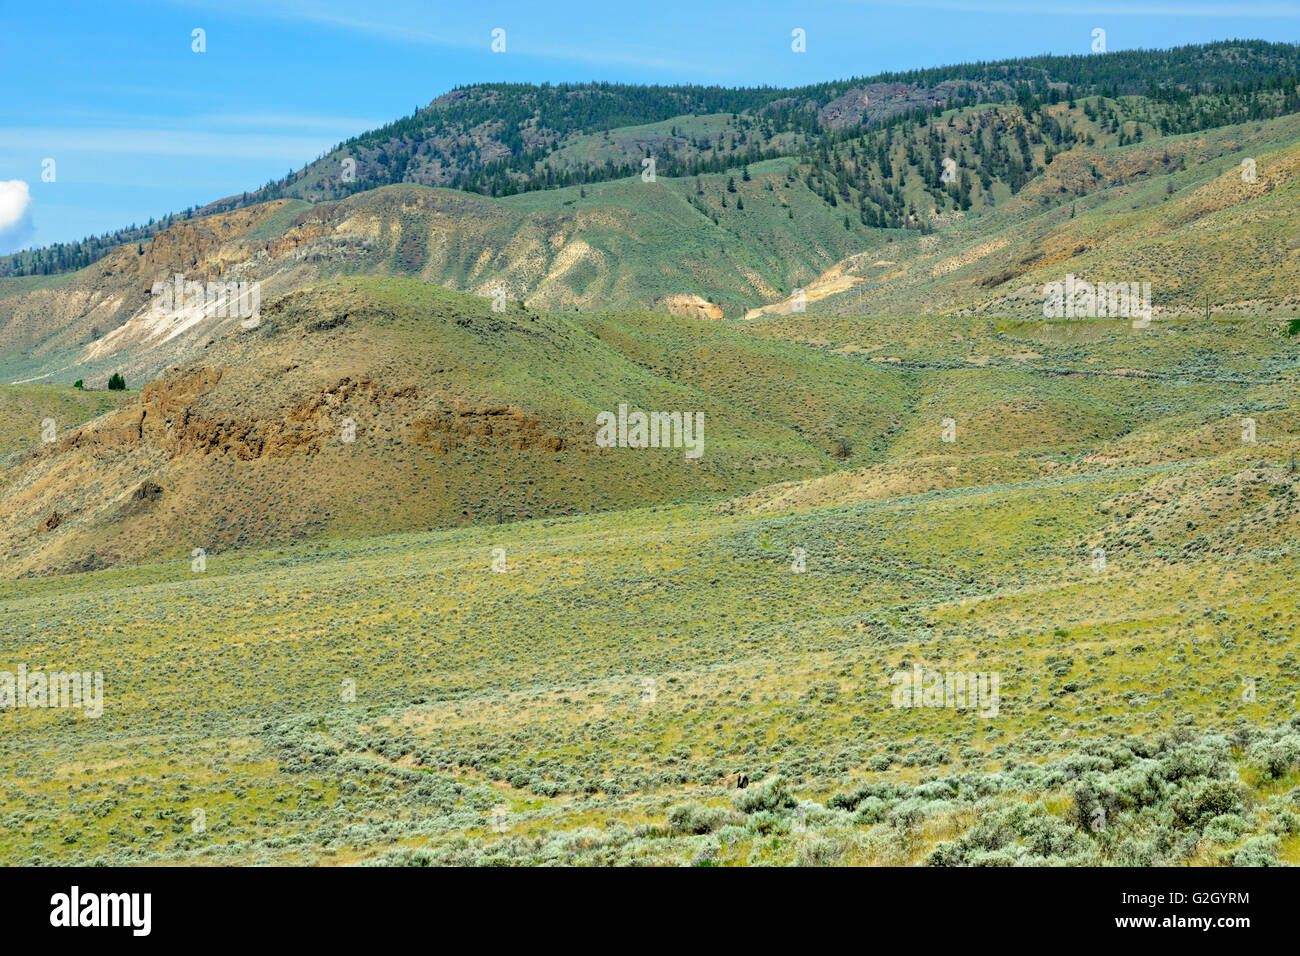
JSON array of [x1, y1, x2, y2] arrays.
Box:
[[658, 294, 724, 321], [126, 368, 338, 461], [412, 400, 569, 454], [99, 203, 294, 287], [0, 341, 585, 577], [0, 202, 302, 385]]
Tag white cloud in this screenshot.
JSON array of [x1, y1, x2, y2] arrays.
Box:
[[0, 180, 32, 233], [0, 180, 34, 253]]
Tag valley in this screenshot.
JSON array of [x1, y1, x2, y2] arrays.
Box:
[[2, 308, 1299, 865], [1, 39, 1299, 868]]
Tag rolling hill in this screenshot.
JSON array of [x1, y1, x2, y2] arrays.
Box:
[[3, 41, 1300, 869], [4, 307, 1300, 864], [0, 277, 920, 576], [4, 41, 1300, 400]]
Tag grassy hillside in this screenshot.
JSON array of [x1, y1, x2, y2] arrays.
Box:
[[8, 286, 1298, 580], [786, 109, 1300, 318], [0, 278, 914, 576], [3, 441, 1298, 865], [4, 40, 1297, 283], [6, 79, 1300, 391], [0, 384, 125, 461], [0, 164, 892, 387], [3, 42, 1300, 869], [2, 307, 1299, 865]]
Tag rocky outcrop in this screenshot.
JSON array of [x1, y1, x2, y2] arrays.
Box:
[[412, 401, 569, 454], [659, 294, 724, 321]]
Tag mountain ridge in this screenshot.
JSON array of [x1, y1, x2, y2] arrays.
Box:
[[5, 39, 1297, 277]]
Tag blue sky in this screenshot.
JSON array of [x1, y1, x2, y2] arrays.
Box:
[[1, 0, 1297, 254]]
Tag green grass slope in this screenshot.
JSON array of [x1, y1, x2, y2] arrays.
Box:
[[3, 439, 1299, 865], [0, 278, 912, 577], [2, 306, 1299, 864]]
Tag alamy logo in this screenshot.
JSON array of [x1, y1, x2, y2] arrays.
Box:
[[151, 273, 261, 329], [0, 665, 102, 718], [50, 886, 150, 936], [1043, 274, 1151, 327], [890, 666, 1000, 718], [595, 404, 703, 459]]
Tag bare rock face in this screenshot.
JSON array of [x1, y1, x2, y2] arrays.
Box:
[[132, 481, 164, 501], [658, 294, 724, 321], [817, 82, 963, 130], [411, 401, 569, 455]]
